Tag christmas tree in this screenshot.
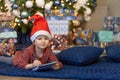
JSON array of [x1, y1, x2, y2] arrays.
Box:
[[0, 0, 97, 33], [0, 0, 97, 47]]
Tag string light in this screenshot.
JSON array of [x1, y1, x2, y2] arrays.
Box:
[[69, 2, 72, 5], [0, 7, 3, 9], [22, 4, 25, 7], [61, 0, 64, 3], [18, 23, 20, 26], [54, 6, 57, 9], [87, 3, 90, 5]]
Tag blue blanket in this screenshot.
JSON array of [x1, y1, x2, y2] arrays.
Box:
[[0, 58, 120, 79]]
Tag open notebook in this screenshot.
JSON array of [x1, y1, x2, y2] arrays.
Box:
[[32, 61, 57, 71]]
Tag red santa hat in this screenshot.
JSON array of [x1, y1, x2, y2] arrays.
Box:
[[28, 14, 51, 42]]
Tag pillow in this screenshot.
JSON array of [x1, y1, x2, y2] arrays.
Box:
[[57, 46, 104, 66], [105, 44, 120, 62]]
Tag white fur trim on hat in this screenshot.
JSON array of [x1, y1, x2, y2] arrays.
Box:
[[30, 30, 51, 42]]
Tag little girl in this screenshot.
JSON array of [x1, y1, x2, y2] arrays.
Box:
[[0, 14, 63, 70]]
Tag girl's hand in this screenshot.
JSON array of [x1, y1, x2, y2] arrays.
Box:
[[52, 63, 60, 70], [33, 60, 42, 67]]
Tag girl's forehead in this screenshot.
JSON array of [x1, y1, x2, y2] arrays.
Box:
[[37, 35, 49, 38]]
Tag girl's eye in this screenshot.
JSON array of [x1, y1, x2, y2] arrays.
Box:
[[37, 38, 42, 40], [44, 37, 49, 40]]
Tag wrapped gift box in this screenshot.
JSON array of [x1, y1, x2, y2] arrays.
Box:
[[0, 15, 17, 56], [103, 17, 120, 34], [47, 20, 69, 51], [97, 31, 113, 42], [45, 9, 77, 20]]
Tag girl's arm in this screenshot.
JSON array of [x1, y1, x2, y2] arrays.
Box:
[[25, 63, 34, 69], [13, 50, 30, 68], [25, 60, 42, 69], [48, 49, 63, 70]]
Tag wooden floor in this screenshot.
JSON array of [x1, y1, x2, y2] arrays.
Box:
[[0, 75, 72, 80]]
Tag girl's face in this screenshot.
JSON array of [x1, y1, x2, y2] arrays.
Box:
[[34, 35, 50, 50]]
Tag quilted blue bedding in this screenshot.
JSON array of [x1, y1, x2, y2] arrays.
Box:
[[0, 57, 120, 80]]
